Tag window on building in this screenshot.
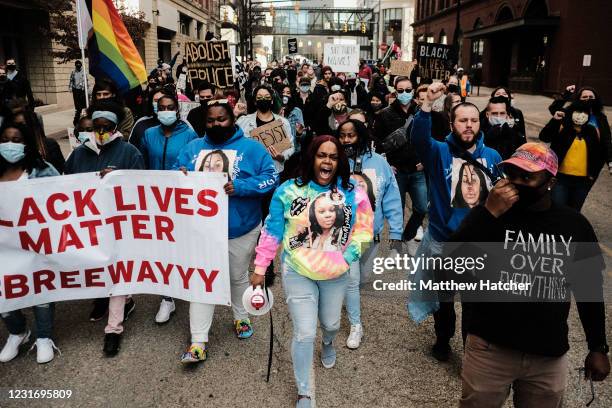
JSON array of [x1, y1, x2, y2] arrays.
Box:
[[470, 38, 484, 67], [196, 21, 204, 40], [179, 14, 192, 36], [383, 8, 403, 46], [426, 35, 434, 43]]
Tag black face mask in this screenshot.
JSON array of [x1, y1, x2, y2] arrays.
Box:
[[6, 64, 16, 71], [206, 125, 235, 144], [252, 72, 261, 79], [342, 143, 358, 158], [514, 181, 548, 209], [255, 99, 272, 112], [447, 84, 459, 94]]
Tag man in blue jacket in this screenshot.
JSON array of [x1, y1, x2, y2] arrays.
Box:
[[409, 83, 502, 361]]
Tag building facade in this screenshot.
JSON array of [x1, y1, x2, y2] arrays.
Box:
[[412, 0, 612, 101], [0, 0, 221, 108], [377, 0, 415, 61]]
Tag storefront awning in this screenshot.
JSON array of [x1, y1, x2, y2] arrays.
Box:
[[464, 16, 560, 38]]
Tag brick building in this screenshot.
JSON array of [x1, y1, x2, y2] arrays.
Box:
[[412, 0, 612, 101]]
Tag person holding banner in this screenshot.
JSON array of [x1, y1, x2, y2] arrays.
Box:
[[139, 93, 198, 323], [64, 100, 144, 355], [0, 122, 60, 364], [174, 99, 278, 363], [251, 135, 373, 407]]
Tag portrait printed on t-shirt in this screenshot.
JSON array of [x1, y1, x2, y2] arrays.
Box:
[[292, 191, 348, 252], [195, 149, 237, 178], [351, 169, 378, 212], [450, 158, 491, 209]]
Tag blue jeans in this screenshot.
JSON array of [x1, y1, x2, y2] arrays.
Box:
[[551, 173, 593, 211], [282, 263, 348, 396], [345, 242, 379, 326], [395, 169, 428, 240], [1, 304, 54, 339]]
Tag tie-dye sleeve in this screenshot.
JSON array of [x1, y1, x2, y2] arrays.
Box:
[[254, 187, 286, 272], [343, 188, 374, 265]]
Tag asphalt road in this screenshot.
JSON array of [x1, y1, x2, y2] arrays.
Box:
[[0, 129, 610, 408]]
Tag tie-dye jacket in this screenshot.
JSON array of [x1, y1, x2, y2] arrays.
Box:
[[255, 178, 374, 280]]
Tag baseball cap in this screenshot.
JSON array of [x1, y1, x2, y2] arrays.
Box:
[[501, 142, 558, 176]]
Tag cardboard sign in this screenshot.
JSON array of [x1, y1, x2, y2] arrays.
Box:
[[288, 38, 298, 54], [185, 40, 234, 89], [250, 120, 292, 153], [323, 43, 360, 73], [389, 60, 415, 77], [0, 171, 230, 312], [416, 42, 456, 81], [179, 101, 200, 121]]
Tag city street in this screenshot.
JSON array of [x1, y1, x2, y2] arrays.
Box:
[[1, 92, 611, 408]]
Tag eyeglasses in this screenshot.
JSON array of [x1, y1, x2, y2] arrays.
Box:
[[396, 89, 413, 94], [576, 367, 596, 407]]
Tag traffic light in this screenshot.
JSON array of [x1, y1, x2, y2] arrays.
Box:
[[343, 22, 348, 32], [361, 22, 366, 33]]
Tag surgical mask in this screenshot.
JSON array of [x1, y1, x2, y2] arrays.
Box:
[[572, 111, 588, 126], [488, 116, 506, 127], [282, 96, 290, 105], [331, 85, 342, 92], [206, 125, 235, 144], [77, 131, 93, 144], [158, 111, 178, 126], [299, 84, 310, 93], [255, 99, 272, 112], [332, 102, 347, 114], [397, 91, 413, 106], [0, 142, 25, 163], [152, 102, 158, 114], [342, 143, 358, 158]]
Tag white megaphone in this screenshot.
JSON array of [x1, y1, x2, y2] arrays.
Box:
[[242, 285, 274, 316]]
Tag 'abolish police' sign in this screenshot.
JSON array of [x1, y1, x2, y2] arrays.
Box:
[[186, 41, 234, 89], [416, 42, 456, 81], [288, 38, 298, 54]]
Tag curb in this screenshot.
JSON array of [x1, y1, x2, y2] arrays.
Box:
[[48, 129, 68, 140]]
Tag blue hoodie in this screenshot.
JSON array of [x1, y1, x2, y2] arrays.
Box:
[[140, 120, 198, 170], [350, 151, 403, 240], [411, 110, 502, 242], [174, 126, 279, 239]]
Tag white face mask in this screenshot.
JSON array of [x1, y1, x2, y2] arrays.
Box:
[[572, 111, 588, 126], [488, 116, 506, 127]]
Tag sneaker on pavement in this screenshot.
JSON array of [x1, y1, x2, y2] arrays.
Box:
[[235, 318, 253, 339], [0, 330, 30, 362], [431, 341, 451, 362], [155, 299, 175, 324], [181, 343, 207, 363], [89, 298, 109, 321], [103, 333, 121, 357], [346, 324, 363, 349], [415, 226, 424, 242], [123, 298, 135, 321], [321, 341, 336, 368], [30, 338, 61, 364]]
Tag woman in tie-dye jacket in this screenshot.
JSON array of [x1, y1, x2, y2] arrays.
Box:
[[251, 135, 373, 408]]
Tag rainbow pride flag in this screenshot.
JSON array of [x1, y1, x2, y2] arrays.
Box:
[[79, 0, 147, 93]]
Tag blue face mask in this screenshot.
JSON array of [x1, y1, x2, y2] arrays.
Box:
[[397, 90, 413, 106], [0, 142, 26, 163], [157, 111, 178, 126], [77, 131, 93, 144], [152, 102, 158, 114], [299, 85, 310, 93]]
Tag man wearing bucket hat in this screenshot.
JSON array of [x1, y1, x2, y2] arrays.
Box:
[[450, 143, 609, 407]]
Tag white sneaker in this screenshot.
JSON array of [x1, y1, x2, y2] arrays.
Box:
[[0, 330, 30, 362], [155, 299, 176, 324], [30, 338, 61, 364], [346, 324, 363, 349], [415, 226, 424, 242]]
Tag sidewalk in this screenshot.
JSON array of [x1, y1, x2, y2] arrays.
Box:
[[38, 106, 74, 140]]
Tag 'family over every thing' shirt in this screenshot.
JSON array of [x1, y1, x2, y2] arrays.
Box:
[[255, 179, 374, 280], [449, 205, 607, 357]]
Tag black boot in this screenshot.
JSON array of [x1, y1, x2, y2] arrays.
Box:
[[103, 333, 122, 357]]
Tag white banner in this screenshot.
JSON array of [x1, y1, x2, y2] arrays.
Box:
[[0, 170, 230, 313], [323, 44, 360, 73]]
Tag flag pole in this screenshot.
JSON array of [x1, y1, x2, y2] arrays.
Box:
[[75, 0, 90, 108]]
